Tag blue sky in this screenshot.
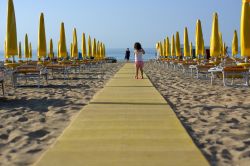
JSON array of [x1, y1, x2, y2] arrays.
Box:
[[0, 0, 241, 49]]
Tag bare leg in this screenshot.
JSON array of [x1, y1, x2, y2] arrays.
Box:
[[135, 65, 139, 79], [140, 67, 144, 79]]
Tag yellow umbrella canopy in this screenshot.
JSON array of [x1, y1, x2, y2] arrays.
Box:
[[24, 34, 29, 59], [96, 41, 100, 59], [29, 43, 32, 59], [196, 19, 204, 56], [70, 43, 73, 57], [202, 39, 206, 56], [190, 42, 193, 58], [210, 13, 221, 57], [82, 33, 87, 58], [184, 27, 190, 57], [58, 22, 67, 59], [175, 32, 181, 57], [88, 35, 92, 57], [232, 30, 239, 57], [163, 39, 166, 56], [99, 43, 103, 59], [18, 42, 22, 59], [92, 38, 97, 58], [38, 13, 47, 59], [103, 44, 106, 58], [155, 42, 160, 50], [72, 28, 78, 59], [241, 0, 250, 58], [4, 41, 7, 59], [49, 39, 54, 59], [171, 35, 176, 57], [219, 32, 223, 57], [6, 0, 18, 59], [166, 37, 171, 57]]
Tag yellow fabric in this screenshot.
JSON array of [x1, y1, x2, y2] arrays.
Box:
[[49, 39, 54, 59], [171, 35, 176, 56], [6, 0, 18, 57], [166, 37, 170, 57], [190, 42, 193, 58], [219, 32, 223, 57], [210, 13, 221, 57], [70, 43, 73, 57], [4, 41, 8, 59], [232, 30, 239, 57], [88, 36, 92, 57], [241, 1, 250, 57], [59, 22, 67, 59], [38, 13, 47, 58], [159, 42, 163, 56], [202, 39, 205, 56], [163, 39, 166, 56], [175, 32, 181, 57], [18, 42, 22, 59], [184, 27, 190, 57], [72, 28, 78, 58], [82, 33, 87, 58], [25, 34, 29, 59], [29, 43, 32, 59], [196, 20, 204, 56], [92, 38, 97, 58]]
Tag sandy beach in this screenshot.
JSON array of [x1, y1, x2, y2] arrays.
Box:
[[145, 62, 250, 166], [0, 62, 124, 166]]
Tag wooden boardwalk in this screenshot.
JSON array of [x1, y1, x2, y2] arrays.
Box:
[[35, 63, 209, 166]]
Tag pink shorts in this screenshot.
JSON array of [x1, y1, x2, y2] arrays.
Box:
[[135, 61, 144, 68]]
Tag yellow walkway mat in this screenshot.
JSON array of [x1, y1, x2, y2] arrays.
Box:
[[35, 63, 209, 166]]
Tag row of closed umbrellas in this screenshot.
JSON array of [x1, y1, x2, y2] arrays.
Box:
[[4, 0, 106, 62], [156, 1, 250, 60]]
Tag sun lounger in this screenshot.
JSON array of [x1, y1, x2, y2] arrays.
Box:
[[196, 65, 214, 79], [13, 65, 48, 88], [222, 67, 249, 86]]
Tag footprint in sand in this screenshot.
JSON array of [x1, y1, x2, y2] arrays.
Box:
[[27, 130, 50, 139]]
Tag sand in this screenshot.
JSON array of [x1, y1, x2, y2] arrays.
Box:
[[0, 62, 124, 166], [144, 62, 250, 166]]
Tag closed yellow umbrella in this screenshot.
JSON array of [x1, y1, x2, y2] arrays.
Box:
[[232, 30, 239, 57], [24, 34, 29, 59], [159, 42, 163, 56], [4, 41, 7, 59], [196, 19, 204, 57], [49, 39, 54, 59], [38, 13, 47, 59], [184, 27, 190, 57], [222, 42, 226, 57], [241, 0, 250, 59], [6, 0, 18, 60], [190, 42, 193, 58], [163, 39, 166, 56], [219, 32, 223, 57], [103, 44, 106, 58], [202, 39, 205, 57], [171, 35, 176, 57], [88, 35, 92, 58], [96, 41, 100, 59], [18, 42, 22, 59], [210, 13, 221, 58], [82, 33, 87, 58], [71, 28, 78, 59], [29, 43, 32, 59], [70, 43, 73, 57], [166, 37, 170, 57], [92, 38, 97, 58], [175, 32, 181, 57], [58, 22, 67, 59]]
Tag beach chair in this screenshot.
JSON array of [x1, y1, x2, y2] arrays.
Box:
[[222, 67, 249, 86], [179, 61, 197, 76], [13, 65, 48, 88], [196, 64, 214, 79], [46, 64, 70, 80]]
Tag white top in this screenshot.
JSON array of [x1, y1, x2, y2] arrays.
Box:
[[134, 50, 144, 62]]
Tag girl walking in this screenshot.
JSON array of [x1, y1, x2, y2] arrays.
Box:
[[134, 42, 145, 79]]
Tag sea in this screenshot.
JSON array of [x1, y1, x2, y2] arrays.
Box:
[[0, 47, 240, 62]]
